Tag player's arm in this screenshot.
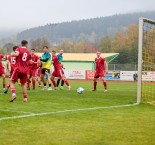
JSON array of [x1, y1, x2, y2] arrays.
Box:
[[51, 61, 54, 64], [104, 61, 108, 74], [11, 50, 19, 57], [40, 54, 51, 62], [40, 58, 49, 62], [60, 63, 65, 69], [33, 59, 40, 64]]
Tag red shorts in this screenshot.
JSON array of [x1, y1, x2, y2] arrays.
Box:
[[94, 71, 105, 78], [30, 69, 37, 77], [11, 69, 28, 85], [52, 69, 64, 78], [0, 67, 4, 76]]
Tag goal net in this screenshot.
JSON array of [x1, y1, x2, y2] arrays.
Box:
[[137, 18, 155, 105]]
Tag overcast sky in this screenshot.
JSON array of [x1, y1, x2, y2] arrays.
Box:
[[0, 0, 155, 32]]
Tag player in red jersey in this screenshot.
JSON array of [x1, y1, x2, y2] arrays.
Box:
[[92, 51, 108, 92], [50, 50, 71, 90], [4, 46, 18, 94], [0, 54, 6, 90], [36, 60, 42, 87], [27, 49, 40, 90], [10, 40, 32, 102]]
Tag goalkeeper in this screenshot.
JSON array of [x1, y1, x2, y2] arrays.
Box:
[[40, 46, 52, 90]]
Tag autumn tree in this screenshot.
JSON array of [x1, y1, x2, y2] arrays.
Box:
[[30, 37, 50, 52]]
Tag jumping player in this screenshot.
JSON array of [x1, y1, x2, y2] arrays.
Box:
[[27, 49, 40, 90], [4, 46, 18, 94], [51, 50, 71, 90], [9, 40, 31, 102], [40, 46, 52, 90], [57, 49, 65, 90], [0, 54, 6, 90], [92, 51, 108, 92]]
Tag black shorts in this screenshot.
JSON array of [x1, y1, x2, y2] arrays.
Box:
[[41, 68, 50, 75]]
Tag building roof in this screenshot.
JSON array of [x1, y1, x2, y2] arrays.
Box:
[[36, 53, 119, 63]]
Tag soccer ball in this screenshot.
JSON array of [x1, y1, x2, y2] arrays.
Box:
[[77, 87, 84, 94]]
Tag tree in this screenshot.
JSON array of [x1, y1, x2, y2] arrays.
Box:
[[3, 43, 15, 54], [99, 35, 112, 53], [30, 37, 50, 52]]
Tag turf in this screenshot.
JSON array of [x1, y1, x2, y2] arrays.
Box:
[[0, 80, 155, 145]]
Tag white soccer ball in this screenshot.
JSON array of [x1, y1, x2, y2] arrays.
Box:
[[77, 87, 84, 94]]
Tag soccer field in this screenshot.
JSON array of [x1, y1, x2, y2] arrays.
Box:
[[0, 80, 155, 145]]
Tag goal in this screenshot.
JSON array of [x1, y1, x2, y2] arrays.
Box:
[[137, 18, 155, 105]]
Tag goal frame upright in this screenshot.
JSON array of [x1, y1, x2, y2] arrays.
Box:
[[137, 18, 143, 104], [137, 17, 155, 104]]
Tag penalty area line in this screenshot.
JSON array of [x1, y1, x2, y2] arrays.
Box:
[[0, 103, 139, 121]]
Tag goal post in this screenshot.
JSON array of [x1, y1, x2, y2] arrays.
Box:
[[137, 17, 155, 105]]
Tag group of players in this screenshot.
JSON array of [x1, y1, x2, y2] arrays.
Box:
[[0, 40, 108, 103], [0, 40, 71, 102]]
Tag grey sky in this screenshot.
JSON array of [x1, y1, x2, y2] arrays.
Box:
[[0, 0, 155, 31]]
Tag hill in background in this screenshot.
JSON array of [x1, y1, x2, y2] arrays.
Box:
[[17, 11, 155, 44]]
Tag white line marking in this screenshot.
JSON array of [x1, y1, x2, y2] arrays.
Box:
[[0, 109, 34, 115], [0, 103, 139, 121]]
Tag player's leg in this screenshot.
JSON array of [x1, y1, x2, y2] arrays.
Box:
[[21, 83, 27, 102], [37, 77, 42, 87], [0, 68, 6, 90], [31, 69, 37, 90], [61, 80, 64, 87], [27, 77, 31, 90], [61, 73, 71, 90], [57, 79, 61, 87], [92, 78, 98, 91], [4, 70, 13, 94], [102, 77, 107, 92], [45, 70, 52, 90], [26, 70, 31, 90], [32, 76, 36, 90], [20, 74, 28, 102], [60, 69, 65, 89], [4, 80, 11, 94], [51, 75, 57, 90], [37, 69, 42, 87], [9, 80, 17, 102], [41, 69, 47, 90], [4, 82, 10, 94], [1, 74, 6, 90], [9, 70, 18, 102], [92, 72, 99, 91]]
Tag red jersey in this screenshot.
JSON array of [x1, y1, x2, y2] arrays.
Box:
[[52, 56, 61, 70], [95, 57, 105, 72], [0, 54, 4, 69], [14, 47, 31, 74], [8, 55, 16, 71], [31, 54, 39, 69]]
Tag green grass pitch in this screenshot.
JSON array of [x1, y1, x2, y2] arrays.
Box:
[[0, 80, 155, 145]]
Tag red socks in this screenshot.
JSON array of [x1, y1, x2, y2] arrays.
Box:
[[3, 83, 6, 88], [23, 93, 27, 99], [32, 79, 36, 89], [11, 88, 16, 97], [94, 82, 97, 90], [27, 79, 31, 88], [64, 80, 69, 86], [103, 82, 107, 90], [7, 82, 10, 89], [52, 80, 57, 87]]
